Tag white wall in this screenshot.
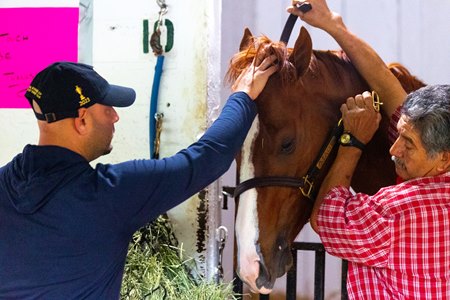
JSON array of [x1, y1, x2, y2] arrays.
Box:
[[91, 0, 225, 276], [0, 0, 222, 279]]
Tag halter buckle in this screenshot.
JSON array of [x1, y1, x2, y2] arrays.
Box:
[[371, 91, 383, 112], [300, 175, 313, 199]]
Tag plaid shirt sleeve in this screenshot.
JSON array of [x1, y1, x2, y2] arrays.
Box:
[[317, 186, 391, 267]]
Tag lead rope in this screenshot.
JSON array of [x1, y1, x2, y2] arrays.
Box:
[[147, 0, 174, 159]]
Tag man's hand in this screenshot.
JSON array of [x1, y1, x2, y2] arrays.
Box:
[[287, 0, 342, 33], [232, 55, 278, 100], [341, 91, 382, 145]]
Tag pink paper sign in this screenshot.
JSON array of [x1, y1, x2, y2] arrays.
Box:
[[0, 7, 79, 108]]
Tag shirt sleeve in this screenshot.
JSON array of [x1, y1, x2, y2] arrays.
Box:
[[96, 92, 257, 232], [317, 186, 391, 268]]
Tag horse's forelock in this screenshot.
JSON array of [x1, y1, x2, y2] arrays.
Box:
[[226, 35, 296, 86]]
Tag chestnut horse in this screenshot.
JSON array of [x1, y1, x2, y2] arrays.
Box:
[[226, 27, 425, 294]]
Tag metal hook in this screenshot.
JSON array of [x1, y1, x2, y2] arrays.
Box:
[[216, 226, 228, 244], [156, 0, 168, 15], [155, 0, 168, 31], [216, 226, 228, 280]]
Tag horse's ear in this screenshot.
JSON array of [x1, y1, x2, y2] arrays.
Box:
[[239, 28, 254, 51], [289, 27, 313, 77]]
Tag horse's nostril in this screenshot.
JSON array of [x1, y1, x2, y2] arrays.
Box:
[[275, 238, 289, 252], [273, 240, 293, 277]]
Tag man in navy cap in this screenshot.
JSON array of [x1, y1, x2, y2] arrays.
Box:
[[0, 57, 277, 299]]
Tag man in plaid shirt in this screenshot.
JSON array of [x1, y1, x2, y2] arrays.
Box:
[[289, 1, 450, 299]]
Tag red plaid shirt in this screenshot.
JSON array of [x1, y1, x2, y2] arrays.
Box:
[[318, 107, 450, 299]]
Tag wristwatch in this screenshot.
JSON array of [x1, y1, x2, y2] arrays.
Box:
[[339, 132, 365, 151]]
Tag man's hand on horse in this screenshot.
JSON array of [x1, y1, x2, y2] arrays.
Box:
[[232, 55, 278, 100], [340, 91, 382, 145]]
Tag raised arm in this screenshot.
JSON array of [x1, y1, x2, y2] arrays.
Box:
[[287, 0, 407, 117]]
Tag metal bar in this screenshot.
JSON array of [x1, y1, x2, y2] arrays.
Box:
[[292, 241, 325, 251], [232, 241, 350, 299], [205, 181, 221, 283], [314, 247, 326, 300], [233, 270, 243, 299], [341, 260, 349, 300], [286, 248, 298, 300]]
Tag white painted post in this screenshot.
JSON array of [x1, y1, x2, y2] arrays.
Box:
[[205, 0, 224, 283]]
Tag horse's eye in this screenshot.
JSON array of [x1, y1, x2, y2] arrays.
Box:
[[281, 139, 295, 154]]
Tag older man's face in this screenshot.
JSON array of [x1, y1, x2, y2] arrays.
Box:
[[390, 115, 447, 181]]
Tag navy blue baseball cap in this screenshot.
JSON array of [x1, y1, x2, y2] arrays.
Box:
[[25, 62, 136, 123]]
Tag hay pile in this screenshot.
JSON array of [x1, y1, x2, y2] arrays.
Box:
[[120, 216, 236, 300]]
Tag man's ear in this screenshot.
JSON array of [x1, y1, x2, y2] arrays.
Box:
[[437, 151, 450, 173], [74, 108, 88, 135]]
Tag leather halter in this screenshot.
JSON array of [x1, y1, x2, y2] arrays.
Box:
[[234, 90, 382, 201], [280, 2, 312, 44], [234, 121, 344, 202]]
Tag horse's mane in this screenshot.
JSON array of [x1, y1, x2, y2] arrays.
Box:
[[226, 35, 296, 86], [226, 35, 426, 93], [387, 62, 426, 93], [226, 35, 358, 87]]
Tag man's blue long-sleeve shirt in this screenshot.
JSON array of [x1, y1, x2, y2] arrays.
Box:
[[0, 92, 256, 299]]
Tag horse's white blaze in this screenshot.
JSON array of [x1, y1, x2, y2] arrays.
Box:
[[235, 118, 266, 292]]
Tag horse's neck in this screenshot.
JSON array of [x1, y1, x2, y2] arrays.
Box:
[[309, 50, 369, 102], [292, 51, 371, 159]]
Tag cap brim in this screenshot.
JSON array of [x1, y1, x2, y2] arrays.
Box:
[[102, 84, 136, 107]]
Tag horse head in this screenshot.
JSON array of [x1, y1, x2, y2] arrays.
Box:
[[227, 26, 425, 294]]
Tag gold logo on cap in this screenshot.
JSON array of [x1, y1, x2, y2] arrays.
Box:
[[27, 86, 42, 99], [75, 85, 91, 106]]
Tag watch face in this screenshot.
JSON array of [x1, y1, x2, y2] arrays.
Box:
[[340, 133, 351, 144]]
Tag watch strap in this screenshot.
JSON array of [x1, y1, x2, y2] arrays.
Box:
[[340, 132, 365, 151]]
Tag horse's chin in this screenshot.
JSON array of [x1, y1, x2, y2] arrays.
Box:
[[253, 286, 273, 295]]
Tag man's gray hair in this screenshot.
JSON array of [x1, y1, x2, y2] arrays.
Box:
[[402, 84, 450, 157]]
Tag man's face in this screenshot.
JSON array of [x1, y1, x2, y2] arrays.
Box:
[[88, 104, 119, 158], [390, 115, 445, 181]]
